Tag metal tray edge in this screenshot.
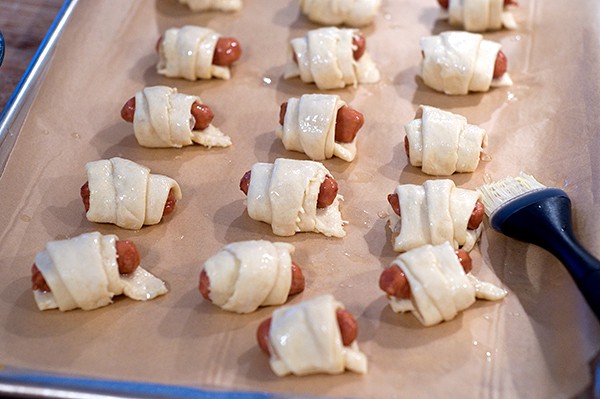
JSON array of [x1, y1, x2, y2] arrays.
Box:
[[0, 0, 79, 177], [0, 365, 324, 399]]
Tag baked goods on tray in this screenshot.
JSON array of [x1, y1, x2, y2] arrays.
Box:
[[387, 179, 485, 252], [199, 240, 304, 313], [31, 232, 168, 311], [299, 0, 381, 27], [157, 25, 241, 81], [120, 86, 232, 148], [438, 0, 517, 32], [240, 158, 345, 237], [256, 294, 367, 376], [81, 157, 182, 230], [404, 105, 487, 175], [379, 242, 506, 326], [277, 94, 363, 162], [419, 31, 512, 95], [284, 27, 380, 90]]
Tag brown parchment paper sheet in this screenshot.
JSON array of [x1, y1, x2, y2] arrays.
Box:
[[1, 0, 600, 397]]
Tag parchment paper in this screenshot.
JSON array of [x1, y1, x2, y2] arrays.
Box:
[[1, 0, 600, 398]]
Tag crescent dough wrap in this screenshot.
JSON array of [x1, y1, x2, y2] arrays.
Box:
[[33, 232, 168, 312], [284, 27, 380, 90], [276, 94, 357, 162], [246, 158, 345, 237], [178, 0, 241, 12], [85, 157, 182, 230], [387, 242, 506, 326], [299, 0, 382, 27], [388, 180, 482, 252], [404, 105, 487, 175], [446, 0, 517, 32], [133, 86, 231, 148], [157, 25, 232, 81], [268, 294, 367, 376], [420, 31, 512, 95], [203, 240, 295, 313]]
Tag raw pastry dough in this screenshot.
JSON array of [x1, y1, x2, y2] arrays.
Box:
[[276, 94, 357, 162], [284, 27, 380, 90], [267, 294, 368, 376], [419, 31, 512, 95], [85, 157, 182, 230], [179, 0, 241, 12], [202, 240, 295, 313], [158, 25, 232, 81], [404, 105, 487, 175], [444, 0, 517, 32], [299, 0, 382, 27], [133, 86, 231, 148], [388, 179, 482, 252], [386, 242, 506, 326], [246, 158, 345, 237], [33, 232, 168, 312]]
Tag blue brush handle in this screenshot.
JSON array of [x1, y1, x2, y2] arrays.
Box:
[[490, 188, 600, 320]]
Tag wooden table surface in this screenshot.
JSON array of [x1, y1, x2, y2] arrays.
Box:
[[0, 0, 64, 113]]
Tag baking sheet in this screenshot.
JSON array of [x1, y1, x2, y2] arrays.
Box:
[[1, 0, 599, 398]]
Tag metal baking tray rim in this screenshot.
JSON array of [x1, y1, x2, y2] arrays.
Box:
[[0, 364, 327, 399], [0, 0, 77, 177]]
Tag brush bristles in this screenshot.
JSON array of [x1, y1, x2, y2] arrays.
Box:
[[477, 173, 546, 216]]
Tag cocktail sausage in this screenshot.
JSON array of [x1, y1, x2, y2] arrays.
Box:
[[256, 308, 358, 355], [240, 171, 338, 209], [120, 97, 214, 131], [379, 249, 473, 299], [31, 239, 142, 291]]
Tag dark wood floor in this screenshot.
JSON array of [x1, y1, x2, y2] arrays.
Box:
[[0, 0, 64, 113]]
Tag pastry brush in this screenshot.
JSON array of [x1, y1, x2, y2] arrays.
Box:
[[477, 173, 600, 320]]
